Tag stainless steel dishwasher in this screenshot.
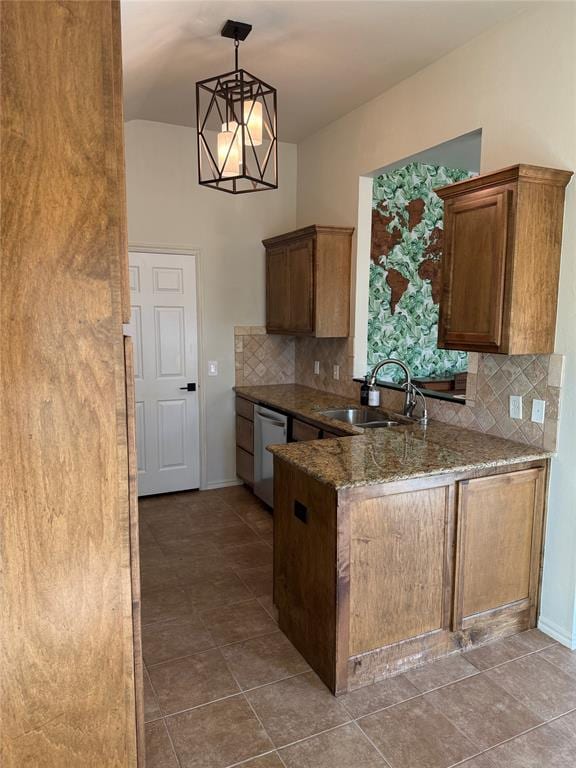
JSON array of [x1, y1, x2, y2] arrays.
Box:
[[253, 405, 288, 508]]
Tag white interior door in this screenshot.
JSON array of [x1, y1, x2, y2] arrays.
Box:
[[128, 251, 200, 496]]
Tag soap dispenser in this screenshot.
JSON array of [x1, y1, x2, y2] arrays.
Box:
[[360, 375, 370, 406]]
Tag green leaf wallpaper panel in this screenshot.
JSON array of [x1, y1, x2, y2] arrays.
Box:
[[367, 162, 474, 383]]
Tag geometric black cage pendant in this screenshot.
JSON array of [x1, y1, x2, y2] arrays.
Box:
[[196, 20, 278, 194]]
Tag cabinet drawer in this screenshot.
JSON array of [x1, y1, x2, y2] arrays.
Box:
[[235, 396, 254, 421], [236, 446, 254, 485], [292, 419, 321, 442], [236, 415, 254, 454]]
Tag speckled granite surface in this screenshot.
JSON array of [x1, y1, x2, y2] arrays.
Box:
[[235, 384, 551, 490], [234, 384, 364, 435]]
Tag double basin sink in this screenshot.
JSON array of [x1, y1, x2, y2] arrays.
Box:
[[318, 406, 412, 429]]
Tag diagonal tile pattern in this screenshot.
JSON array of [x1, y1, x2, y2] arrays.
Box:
[[294, 338, 564, 450], [234, 326, 296, 387], [140, 486, 575, 768]]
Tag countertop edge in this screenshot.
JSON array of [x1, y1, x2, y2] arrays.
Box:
[[268, 441, 552, 490]]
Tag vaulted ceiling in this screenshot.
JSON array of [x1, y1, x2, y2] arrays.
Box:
[[121, 0, 531, 142]]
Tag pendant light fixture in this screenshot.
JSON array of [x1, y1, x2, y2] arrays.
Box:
[[196, 20, 278, 193]]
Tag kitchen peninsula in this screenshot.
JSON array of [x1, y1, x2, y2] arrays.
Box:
[[236, 384, 550, 696]]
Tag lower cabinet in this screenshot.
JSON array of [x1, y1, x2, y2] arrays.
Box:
[[235, 396, 254, 486], [273, 460, 547, 695], [454, 468, 545, 629], [291, 418, 322, 442], [234, 400, 348, 489], [349, 483, 455, 656]]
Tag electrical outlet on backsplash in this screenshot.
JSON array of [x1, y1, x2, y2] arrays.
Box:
[[234, 329, 563, 451]]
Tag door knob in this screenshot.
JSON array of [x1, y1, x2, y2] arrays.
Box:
[[179, 383, 196, 391]]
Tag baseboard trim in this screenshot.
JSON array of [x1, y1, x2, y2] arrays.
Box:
[[201, 479, 243, 491], [538, 616, 576, 649]]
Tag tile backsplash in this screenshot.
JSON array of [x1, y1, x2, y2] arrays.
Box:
[[235, 329, 563, 451], [234, 326, 295, 386], [295, 337, 357, 398], [423, 352, 563, 451]]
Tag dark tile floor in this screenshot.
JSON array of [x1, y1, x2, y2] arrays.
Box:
[[140, 486, 576, 768]]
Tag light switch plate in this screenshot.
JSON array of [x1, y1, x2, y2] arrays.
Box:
[[314, 360, 320, 375], [531, 399, 546, 424], [333, 364, 340, 381], [509, 395, 523, 420], [208, 360, 218, 376]]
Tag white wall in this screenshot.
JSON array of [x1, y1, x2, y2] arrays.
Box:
[[125, 120, 297, 488], [297, 4, 576, 645]]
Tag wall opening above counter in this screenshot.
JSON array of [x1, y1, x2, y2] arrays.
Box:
[[358, 130, 482, 403]]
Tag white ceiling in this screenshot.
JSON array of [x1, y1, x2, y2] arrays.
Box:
[[121, 0, 532, 142]]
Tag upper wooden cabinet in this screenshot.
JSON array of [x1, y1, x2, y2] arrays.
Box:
[[436, 164, 572, 354], [263, 225, 354, 337]]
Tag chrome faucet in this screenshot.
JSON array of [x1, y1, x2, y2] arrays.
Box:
[[369, 358, 428, 424]]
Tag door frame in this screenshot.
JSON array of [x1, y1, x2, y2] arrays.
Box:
[[128, 243, 208, 491]]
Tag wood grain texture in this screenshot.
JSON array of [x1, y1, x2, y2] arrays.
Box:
[[273, 459, 338, 690], [436, 164, 572, 354], [111, 0, 130, 324], [236, 415, 254, 454], [506, 178, 570, 353], [0, 2, 137, 765], [314, 227, 353, 338], [291, 418, 321, 442], [264, 226, 353, 338], [236, 447, 254, 485], [273, 454, 548, 693], [235, 395, 255, 422], [454, 468, 545, 623], [124, 338, 145, 766], [349, 486, 453, 654], [265, 245, 291, 333], [287, 238, 315, 333], [348, 600, 533, 689], [438, 188, 510, 351]]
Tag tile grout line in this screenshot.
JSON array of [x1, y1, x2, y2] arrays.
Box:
[[350, 639, 561, 766], [219, 646, 279, 766], [141, 492, 568, 768], [160, 717, 183, 768], [346, 639, 559, 723], [529, 646, 576, 681], [446, 705, 576, 767], [350, 719, 394, 768], [423, 647, 574, 768], [155, 669, 312, 722], [225, 720, 360, 768], [145, 628, 283, 670]]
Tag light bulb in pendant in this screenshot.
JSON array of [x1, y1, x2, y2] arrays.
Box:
[[217, 121, 241, 176], [243, 100, 262, 146]]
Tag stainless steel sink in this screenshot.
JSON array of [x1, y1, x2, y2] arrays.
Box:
[[317, 407, 411, 428]]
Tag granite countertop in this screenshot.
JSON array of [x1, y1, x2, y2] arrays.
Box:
[[234, 384, 364, 435], [234, 384, 551, 490]]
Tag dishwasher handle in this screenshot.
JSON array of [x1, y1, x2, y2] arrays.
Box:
[[257, 414, 286, 429]]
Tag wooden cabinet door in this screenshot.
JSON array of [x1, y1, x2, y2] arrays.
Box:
[[438, 187, 510, 352], [287, 238, 314, 333], [236, 447, 254, 484], [454, 468, 545, 629], [266, 245, 290, 332], [236, 415, 254, 454], [349, 483, 456, 655], [291, 418, 321, 442]]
